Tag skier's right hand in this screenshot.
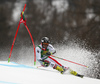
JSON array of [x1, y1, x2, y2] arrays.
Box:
[[40, 60, 50, 67]]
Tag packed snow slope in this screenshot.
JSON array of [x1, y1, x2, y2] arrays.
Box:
[[0, 61, 100, 84]]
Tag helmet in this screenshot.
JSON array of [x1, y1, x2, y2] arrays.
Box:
[[41, 37, 50, 43]]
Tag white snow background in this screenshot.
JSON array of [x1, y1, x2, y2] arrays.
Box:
[[0, 61, 100, 84]]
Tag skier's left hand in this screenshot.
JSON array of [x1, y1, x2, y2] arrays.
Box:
[[46, 52, 52, 56]]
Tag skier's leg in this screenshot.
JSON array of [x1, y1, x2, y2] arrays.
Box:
[[37, 60, 50, 67], [69, 69, 77, 76], [48, 56, 69, 69], [48, 56, 62, 66], [68, 68, 84, 78], [47, 57, 68, 74]]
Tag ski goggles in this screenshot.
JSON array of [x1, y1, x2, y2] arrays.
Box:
[[42, 43, 49, 46]]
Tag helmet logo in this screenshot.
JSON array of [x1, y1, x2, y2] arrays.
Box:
[[41, 40, 44, 43]]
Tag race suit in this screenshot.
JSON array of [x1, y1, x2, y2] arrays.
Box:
[[36, 44, 62, 68]]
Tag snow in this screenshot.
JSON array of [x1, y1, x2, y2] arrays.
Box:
[[12, 0, 26, 22], [0, 61, 100, 84], [52, 0, 68, 13]]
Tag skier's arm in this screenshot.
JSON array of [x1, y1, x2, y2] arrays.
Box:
[[36, 47, 42, 60], [48, 44, 56, 54]]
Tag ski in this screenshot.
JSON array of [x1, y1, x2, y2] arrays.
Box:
[[36, 66, 84, 78], [76, 73, 84, 78]]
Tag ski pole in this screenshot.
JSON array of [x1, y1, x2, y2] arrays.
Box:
[[50, 55, 88, 68]]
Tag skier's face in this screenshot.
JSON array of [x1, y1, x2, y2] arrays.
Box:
[[42, 43, 48, 48]]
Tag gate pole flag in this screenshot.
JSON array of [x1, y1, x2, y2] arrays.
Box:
[[8, 4, 36, 65]]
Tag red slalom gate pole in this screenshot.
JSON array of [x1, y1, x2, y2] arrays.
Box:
[[8, 4, 26, 63], [23, 4, 26, 11], [24, 24, 36, 65], [50, 55, 88, 68], [8, 4, 36, 65], [8, 22, 21, 62]]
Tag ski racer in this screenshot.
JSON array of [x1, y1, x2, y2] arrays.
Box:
[[36, 37, 84, 77]]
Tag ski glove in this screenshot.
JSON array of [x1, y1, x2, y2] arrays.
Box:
[[46, 52, 52, 56], [40, 60, 50, 67], [41, 52, 52, 60]]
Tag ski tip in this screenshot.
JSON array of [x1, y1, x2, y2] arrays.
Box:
[[87, 66, 89, 68]]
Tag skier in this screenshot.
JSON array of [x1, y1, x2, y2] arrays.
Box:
[[36, 37, 84, 77]]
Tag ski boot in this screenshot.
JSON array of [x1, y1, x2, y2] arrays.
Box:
[[70, 69, 77, 76], [70, 69, 84, 78], [55, 65, 64, 74], [62, 66, 69, 74], [54, 65, 68, 74]]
